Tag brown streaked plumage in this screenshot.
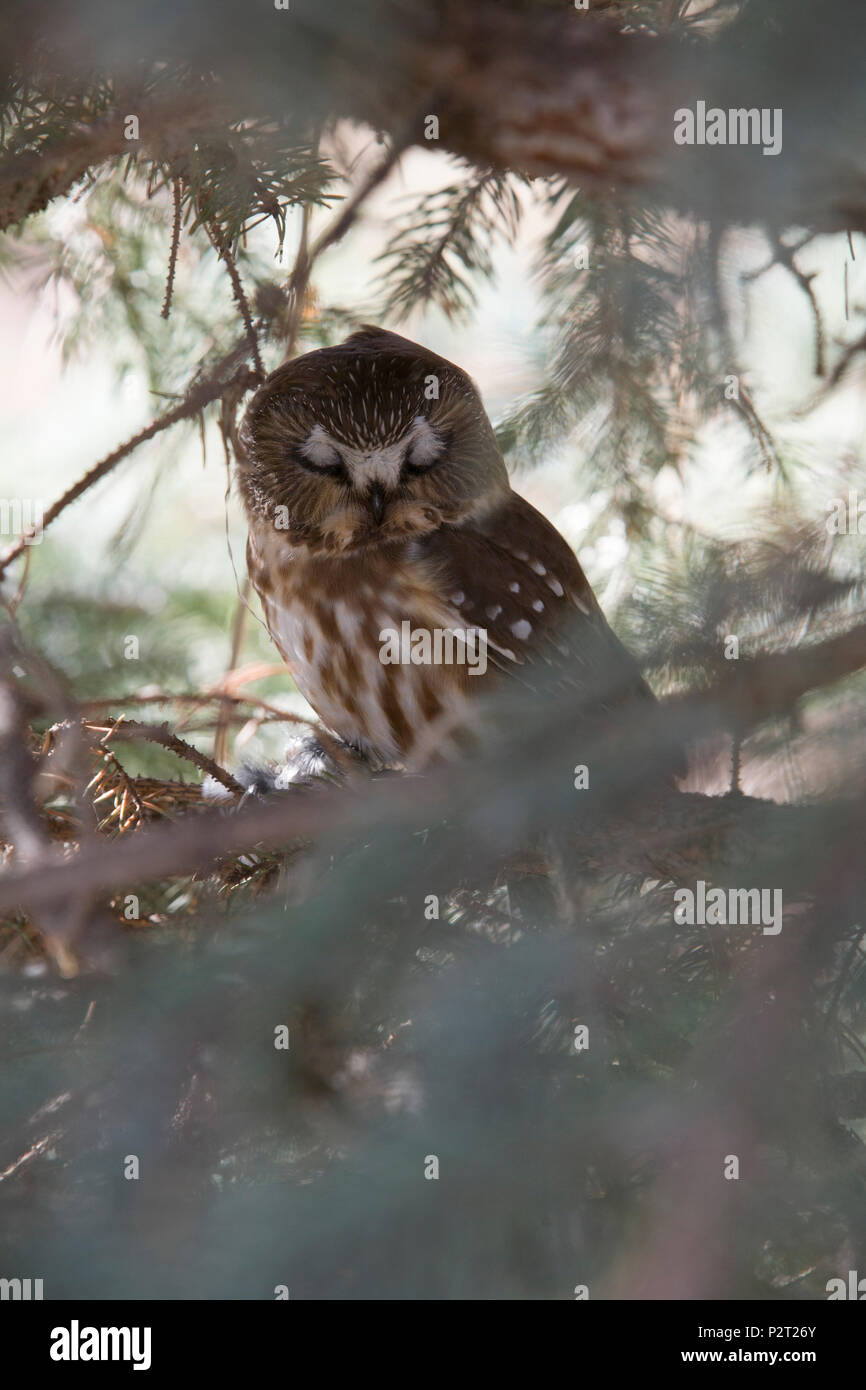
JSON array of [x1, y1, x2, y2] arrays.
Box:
[[237, 326, 654, 770]]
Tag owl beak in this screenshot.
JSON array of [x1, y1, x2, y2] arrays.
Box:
[[366, 485, 387, 527]]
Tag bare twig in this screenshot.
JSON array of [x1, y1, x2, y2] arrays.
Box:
[[0, 359, 259, 576], [284, 198, 312, 359], [161, 177, 183, 320], [213, 580, 251, 771], [729, 383, 780, 472], [207, 221, 264, 379], [743, 234, 825, 377], [282, 134, 410, 357], [309, 136, 409, 266], [80, 689, 308, 724]]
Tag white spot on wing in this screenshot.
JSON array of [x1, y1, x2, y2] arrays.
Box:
[[547, 577, 564, 597], [511, 620, 532, 640], [485, 604, 502, 620]]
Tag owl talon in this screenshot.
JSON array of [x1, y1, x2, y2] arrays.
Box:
[[241, 734, 380, 792]]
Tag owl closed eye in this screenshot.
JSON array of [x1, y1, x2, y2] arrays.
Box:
[[238, 327, 504, 555]]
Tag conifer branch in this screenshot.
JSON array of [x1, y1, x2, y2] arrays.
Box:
[[87, 719, 244, 797]]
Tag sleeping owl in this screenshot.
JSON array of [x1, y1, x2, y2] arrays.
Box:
[[237, 326, 656, 772]]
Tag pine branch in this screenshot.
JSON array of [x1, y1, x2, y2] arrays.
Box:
[[86, 719, 244, 797], [281, 130, 413, 354], [376, 167, 524, 321], [4, 611, 866, 922], [0, 89, 217, 233]]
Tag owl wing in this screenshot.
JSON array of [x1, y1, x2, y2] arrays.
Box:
[[421, 490, 655, 714]]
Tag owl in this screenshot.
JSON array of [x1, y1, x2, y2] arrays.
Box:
[[237, 326, 655, 773]]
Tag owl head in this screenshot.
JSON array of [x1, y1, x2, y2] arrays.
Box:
[[237, 326, 510, 554]]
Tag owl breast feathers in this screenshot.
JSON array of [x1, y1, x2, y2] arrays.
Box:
[[237, 326, 655, 770]]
